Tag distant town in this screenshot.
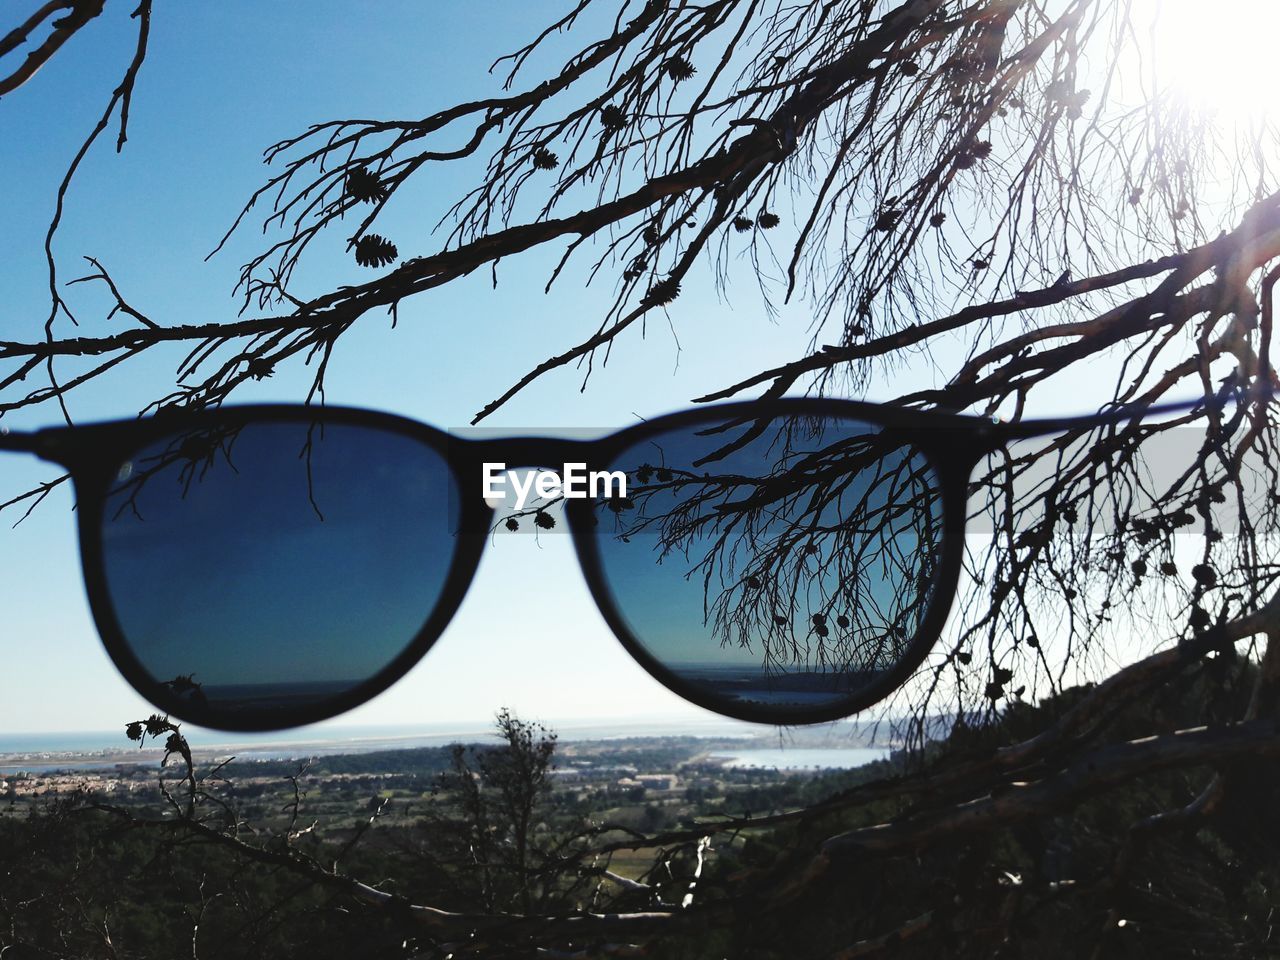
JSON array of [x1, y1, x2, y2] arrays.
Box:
[[1, 728, 898, 852]]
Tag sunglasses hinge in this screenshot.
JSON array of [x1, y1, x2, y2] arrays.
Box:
[[0, 427, 45, 456]]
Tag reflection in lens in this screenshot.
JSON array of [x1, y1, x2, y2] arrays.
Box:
[[98, 419, 458, 723], [593, 413, 944, 719]]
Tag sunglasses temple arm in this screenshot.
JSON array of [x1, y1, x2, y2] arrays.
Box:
[[990, 385, 1276, 442]]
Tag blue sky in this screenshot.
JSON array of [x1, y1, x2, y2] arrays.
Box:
[[0, 1, 1209, 737], [0, 1, 851, 734]]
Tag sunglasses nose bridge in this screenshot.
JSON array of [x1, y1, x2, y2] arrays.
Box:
[[462, 435, 600, 472]]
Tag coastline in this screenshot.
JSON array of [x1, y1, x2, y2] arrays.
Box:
[[0, 719, 898, 775]]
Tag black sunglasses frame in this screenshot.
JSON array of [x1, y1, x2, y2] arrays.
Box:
[[0, 396, 1218, 730]]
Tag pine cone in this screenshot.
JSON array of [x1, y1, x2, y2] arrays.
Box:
[[532, 147, 559, 170], [664, 57, 696, 82], [353, 234, 399, 269], [757, 211, 780, 229], [732, 216, 753, 232], [642, 276, 681, 307], [874, 209, 900, 232], [345, 166, 388, 204], [600, 104, 627, 129], [246, 358, 275, 380]]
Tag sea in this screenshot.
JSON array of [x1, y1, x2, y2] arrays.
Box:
[[709, 747, 889, 770], [0, 716, 888, 774]]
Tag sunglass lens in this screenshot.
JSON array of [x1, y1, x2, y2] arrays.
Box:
[[590, 411, 945, 722], [95, 418, 459, 728]]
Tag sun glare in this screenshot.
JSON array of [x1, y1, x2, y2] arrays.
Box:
[[1146, 0, 1280, 119]]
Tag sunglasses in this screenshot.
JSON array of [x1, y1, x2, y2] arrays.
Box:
[[0, 396, 1213, 731]]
